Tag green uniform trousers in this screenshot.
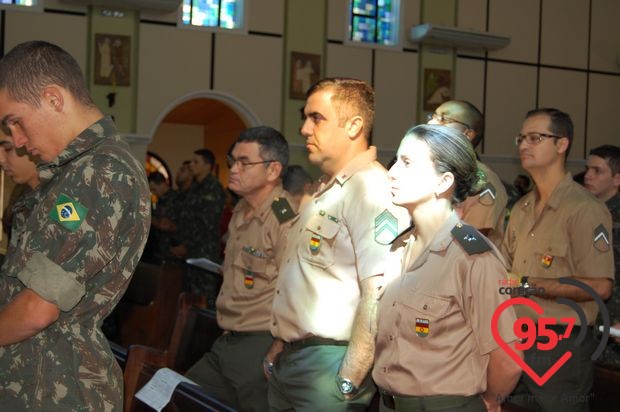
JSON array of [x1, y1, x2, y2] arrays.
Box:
[[185, 331, 272, 412], [268, 344, 375, 411]]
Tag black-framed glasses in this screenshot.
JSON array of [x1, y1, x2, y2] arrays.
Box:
[[226, 154, 275, 170], [426, 112, 471, 130], [515, 133, 561, 146]]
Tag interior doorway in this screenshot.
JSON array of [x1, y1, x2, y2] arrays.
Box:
[[147, 92, 260, 189]]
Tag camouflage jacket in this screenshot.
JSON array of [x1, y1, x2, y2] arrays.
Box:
[[0, 116, 151, 411], [177, 174, 225, 262]]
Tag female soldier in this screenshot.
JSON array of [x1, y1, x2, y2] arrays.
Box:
[[373, 125, 522, 412]]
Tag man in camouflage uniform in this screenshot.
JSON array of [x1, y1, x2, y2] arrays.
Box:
[[584, 144, 620, 367], [172, 148, 225, 298], [143, 171, 179, 264], [427, 100, 508, 247], [0, 41, 150, 411], [185, 126, 296, 411]]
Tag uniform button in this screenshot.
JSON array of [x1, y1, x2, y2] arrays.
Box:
[[317, 226, 321, 230], [392, 302, 396, 307], [287, 259, 290, 263], [530, 232, 534, 237], [523, 259, 526, 264], [383, 367, 388, 372], [272, 321, 277, 326], [388, 335, 393, 341], [423, 304, 428, 310], [276, 290, 280, 294], [236, 236, 240, 240], [299, 229, 302, 233]]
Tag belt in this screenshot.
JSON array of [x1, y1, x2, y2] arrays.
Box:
[[286, 336, 348, 351], [381, 392, 481, 411], [223, 330, 272, 337]]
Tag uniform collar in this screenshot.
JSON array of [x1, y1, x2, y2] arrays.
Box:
[[520, 172, 573, 211], [232, 184, 286, 227], [37, 116, 118, 180], [606, 192, 620, 212], [428, 211, 460, 252], [315, 146, 377, 195]]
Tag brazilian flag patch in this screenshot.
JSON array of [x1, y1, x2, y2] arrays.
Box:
[[49, 193, 88, 231]]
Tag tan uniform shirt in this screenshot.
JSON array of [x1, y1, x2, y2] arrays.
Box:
[[270, 147, 409, 342], [216, 185, 296, 332], [501, 173, 614, 325], [373, 213, 517, 397], [459, 162, 507, 247]]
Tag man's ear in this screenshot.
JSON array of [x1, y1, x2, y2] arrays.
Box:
[[42, 86, 64, 112], [556, 137, 570, 155], [345, 115, 364, 140], [612, 172, 620, 190], [267, 161, 283, 182]]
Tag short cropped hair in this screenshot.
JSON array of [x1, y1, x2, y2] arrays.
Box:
[[307, 77, 375, 140], [148, 171, 167, 185], [283, 165, 312, 196], [194, 148, 215, 167], [403, 124, 483, 204], [235, 126, 289, 176], [454, 100, 484, 148], [589, 144, 620, 175], [0, 41, 94, 108], [525, 108, 574, 158]]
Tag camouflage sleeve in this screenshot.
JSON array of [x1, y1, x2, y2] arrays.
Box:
[[15, 160, 137, 311], [17, 252, 85, 311]]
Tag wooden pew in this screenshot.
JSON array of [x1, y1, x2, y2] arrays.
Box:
[[129, 363, 236, 412], [114, 260, 184, 349], [123, 293, 222, 411]]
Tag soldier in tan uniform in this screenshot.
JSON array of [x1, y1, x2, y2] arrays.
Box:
[[185, 126, 296, 411], [502, 108, 614, 412], [427, 100, 508, 246], [266, 78, 409, 411], [373, 124, 521, 412]]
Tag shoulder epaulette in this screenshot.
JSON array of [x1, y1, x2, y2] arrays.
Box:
[[271, 197, 296, 224], [451, 222, 492, 255]]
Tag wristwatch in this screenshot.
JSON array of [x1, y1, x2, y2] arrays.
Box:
[[336, 374, 358, 395]]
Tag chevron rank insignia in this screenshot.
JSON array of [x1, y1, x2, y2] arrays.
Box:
[[451, 222, 492, 255], [375, 209, 398, 245], [271, 197, 296, 224], [49, 193, 88, 232], [593, 224, 610, 252], [478, 183, 497, 206]]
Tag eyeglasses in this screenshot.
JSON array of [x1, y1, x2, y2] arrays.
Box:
[[226, 154, 275, 170], [514, 133, 561, 146], [427, 112, 471, 130]]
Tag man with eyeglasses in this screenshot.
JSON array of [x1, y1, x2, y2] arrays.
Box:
[[501, 108, 613, 412], [185, 126, 296, 411], [427, 100, 508, 247]]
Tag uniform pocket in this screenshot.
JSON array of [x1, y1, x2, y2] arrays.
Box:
[[298, 213, 340, 269]]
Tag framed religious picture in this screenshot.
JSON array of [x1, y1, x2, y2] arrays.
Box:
[[290, 52, 321, 100], [94, 34, 131, 86], [423, 68, 452, 111]]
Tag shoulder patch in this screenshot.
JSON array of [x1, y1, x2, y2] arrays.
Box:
[[451, 222, 492, 255], [593, 224, 610, 252], [375, 209, 399, 245], [271, 197, 296, 224], [49, 193, 88, 232], [478, 183, 497, 206]]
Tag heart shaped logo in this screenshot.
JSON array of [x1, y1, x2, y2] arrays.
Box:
[[491, 297, 573, 386]]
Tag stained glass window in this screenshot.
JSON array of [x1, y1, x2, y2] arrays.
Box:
[[0, 0, 38, 6], [181, 0, 244, 30], [349, 0, 400, 46]]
